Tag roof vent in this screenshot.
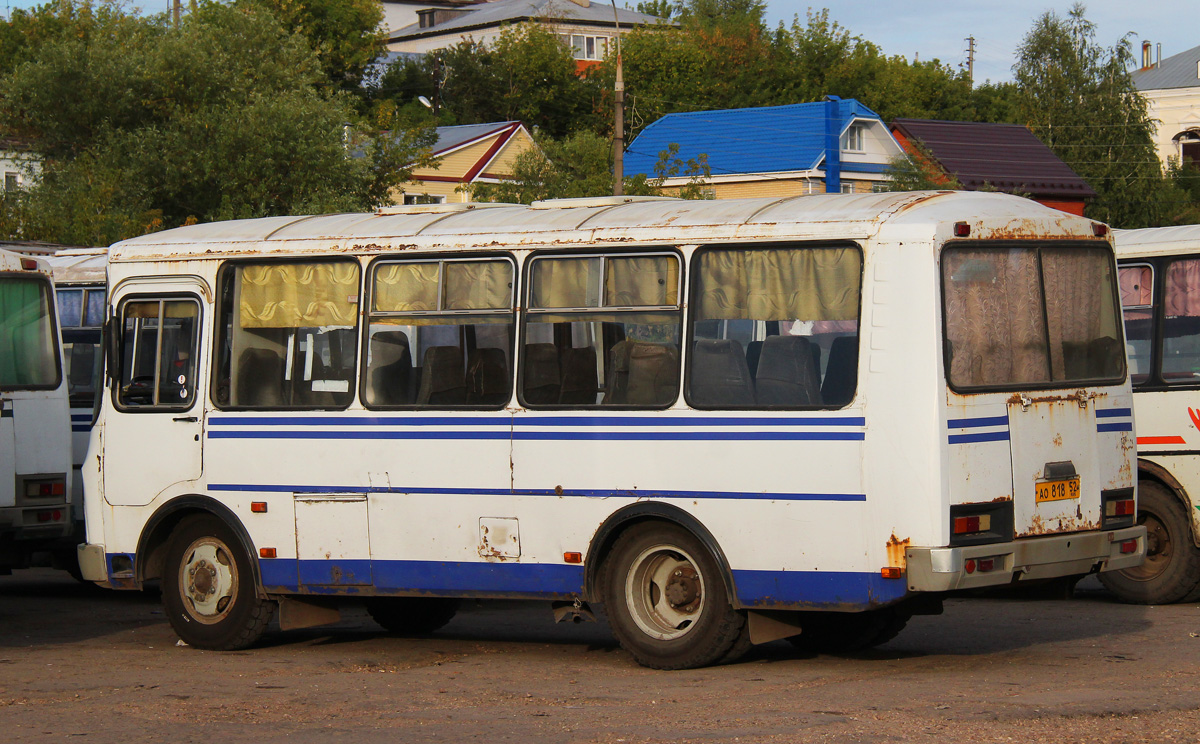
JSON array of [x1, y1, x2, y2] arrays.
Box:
[[529, 196, 681, 209], [375, 202, 521, 216]]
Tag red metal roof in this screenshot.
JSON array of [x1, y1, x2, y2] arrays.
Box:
[[890, 119, 1096, 199]]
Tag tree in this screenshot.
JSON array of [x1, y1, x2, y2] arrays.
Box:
[[1014, 4, 1178, 228], [0, 1, 435, 245]]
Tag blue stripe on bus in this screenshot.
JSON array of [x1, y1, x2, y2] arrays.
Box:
[[256, 558, 901, 608], [947, 415, 1008, 429], [208, 415, 865, 428], [209, 483, 867, 502], [1097, 422, 1134, 433], [1095, 408, 1132, 419], [948, 430, 1011, 445], [208, 429, 865, 442], [71, 426, 92, 432], [71, 414, 92, 422]]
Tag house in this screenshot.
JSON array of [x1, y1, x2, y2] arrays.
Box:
[[889, 118, 1096, 216], [380, 1, 482, 37], [386, 0, 666, 70], [398, 120, 536, 204], [1, 138, 39, 193], [623, 98, 904, 199], [1132, 41, 1200, 171]]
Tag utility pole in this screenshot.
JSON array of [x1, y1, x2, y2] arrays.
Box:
[[965, 36, 975, 85], [173, 0, 181, 29], [610, 1, 624, 197], [432, 56, 442, 115]]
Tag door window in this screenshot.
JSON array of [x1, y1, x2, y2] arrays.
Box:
[[115, 298, 200, 409]]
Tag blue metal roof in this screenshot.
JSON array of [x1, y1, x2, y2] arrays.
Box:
[[624, 100, 883, 178]]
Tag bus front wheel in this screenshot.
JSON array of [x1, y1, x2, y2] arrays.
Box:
[[1099, 481, 1200, 604], [602, 522, 750, 669], [162, 515, 274, 650]]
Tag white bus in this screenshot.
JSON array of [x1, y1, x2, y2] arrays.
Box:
[[43, 247, 108, 573], [78, 192, 1144, 669], [1, 248, 73, 572], [1109, 225, 1200, 603]]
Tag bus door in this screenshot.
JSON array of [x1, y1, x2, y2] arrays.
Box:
[[103, 284, 205, 507]]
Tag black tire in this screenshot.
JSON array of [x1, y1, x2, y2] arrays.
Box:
[[1099, 480, 1200, 604], [366, 597, 460, 634], [162, 515, 274, 650], [602, 522, 750, 670], [787, 608, 910, 655]]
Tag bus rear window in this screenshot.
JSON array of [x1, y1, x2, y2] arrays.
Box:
[[942, 244, 1124, 390], [0, 276, 60, 389]]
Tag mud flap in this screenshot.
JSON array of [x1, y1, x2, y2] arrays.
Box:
[[747, 609, 803, 644]]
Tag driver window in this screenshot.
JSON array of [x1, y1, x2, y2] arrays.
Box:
[[115, 298, 200, 409]]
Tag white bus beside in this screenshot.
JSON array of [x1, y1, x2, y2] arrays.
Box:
[[43, 247, 108, 573], [1109, 225, 1200, 603], [78, 192, 1144, 668], [1, 248, 73, 572]]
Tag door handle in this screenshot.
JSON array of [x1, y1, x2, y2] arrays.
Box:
[[173, 416, 198, 423]]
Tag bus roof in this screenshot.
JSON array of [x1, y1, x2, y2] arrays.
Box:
[[0, 247, 51, 276], [41, 247, 108, 286], [1114, 224, 1200, 258], [107, 191, 1103, 262]]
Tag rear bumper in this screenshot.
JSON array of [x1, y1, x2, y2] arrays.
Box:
[[905, 526, 1146, 592]]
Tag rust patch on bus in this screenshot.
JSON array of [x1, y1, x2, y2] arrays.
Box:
[[1018, 512, 1099, 538], [886, 534, 910, 568]]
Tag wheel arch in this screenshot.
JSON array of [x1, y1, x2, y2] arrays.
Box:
[[136, 495, 264, 595], [582, 502, 738, 606], [1136, 459, 1200, 549]]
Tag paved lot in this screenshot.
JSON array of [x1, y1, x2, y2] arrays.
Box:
[[1, 569, 1199, 743]]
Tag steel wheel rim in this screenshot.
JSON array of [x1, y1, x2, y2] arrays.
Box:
[[1125, 511, 1172, 582], [179, 537, 238, 625], [624, 543, 706, 641]]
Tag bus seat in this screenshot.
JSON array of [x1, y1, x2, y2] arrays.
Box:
[[559, 346, 599, 404], [522, 343, 561, 404], [689, 339, 754, 406], [416, 345, 466, 405], [745, 340, 763, 379], [602, 341, 632, 404], [237, 348, 285, 407], [368, 331, 413, 406], [467, 347, 510, 406], [624, 342, 679, 406], [821, 335, 859, 406], [755, 335, 821, 407]]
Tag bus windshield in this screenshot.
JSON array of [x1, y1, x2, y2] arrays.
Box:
[[942, 243, 1124, 390], [0, 276, 59, 389]]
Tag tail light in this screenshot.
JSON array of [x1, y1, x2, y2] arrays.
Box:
[[26, 479, 66, 499], [1102, 488, 1136, 530], [949, 501, 1013, 547]]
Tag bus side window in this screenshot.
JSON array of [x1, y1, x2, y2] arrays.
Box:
[[687, 245, 862, 410], [521, 253, 681, 408], [1117, 264, 1153, 385], [1162, 257, 1200, 382], [115, 298, 200, 409], [363, 258, 514, 409], [212, 260, 360, 410]]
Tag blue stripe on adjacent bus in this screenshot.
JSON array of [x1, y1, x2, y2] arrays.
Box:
[[209, 415, 866, 428], [208, 430, 865, 442], [947, 415, 1008, 429], [948, 430, 1010, 445], [1097, 422, 1133, 433], [209, 483, 868, 502], [1095, 408, 1133, 419], [257, 558, 901, 607]]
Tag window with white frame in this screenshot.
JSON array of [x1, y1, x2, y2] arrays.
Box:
[[839, 182, 855, 194], [558, 34, 609, 60], [403, 193, 446, 205], [4, 172, 17, 192], [841, 125, 865, 152]]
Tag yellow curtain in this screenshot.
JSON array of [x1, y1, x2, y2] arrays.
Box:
[[373, 263, 438, 313], [444, 261, 513, 310], [530, 257, 600, 309], [605, 256, 679, 307], [697, 248, 861, 321], [240, 262, 360, 329]]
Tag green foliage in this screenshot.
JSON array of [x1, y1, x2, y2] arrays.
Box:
[[239, 0, 385, 91], [0, 1, 435, 245], [633, 0, 677, 21], [882, 144, 961, 193], [1014, 3, 1177, 228]]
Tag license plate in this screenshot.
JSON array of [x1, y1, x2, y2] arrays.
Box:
[[1035, 477, 1080, 503]]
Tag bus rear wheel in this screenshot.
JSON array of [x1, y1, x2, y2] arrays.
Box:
[[162, 515, 273, 650], [603, 522, 750, 670], [1099, 481, 1200, 604], [366, 597, 460, 634]]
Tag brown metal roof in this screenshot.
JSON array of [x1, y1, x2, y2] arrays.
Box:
[[890, 118, 1096, 199]]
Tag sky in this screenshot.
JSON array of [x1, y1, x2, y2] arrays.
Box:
[[1, 0, 1196, 85]]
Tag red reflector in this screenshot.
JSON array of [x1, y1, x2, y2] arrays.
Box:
[[563, 552, 583, 564], [1120, 539, 1138, 554], [20, 258, 38, 270], [37, 511, 51, 523], [1117, 500, 1134, 516], [880, 566, 904, 579], [977, 558, 995, 572], [52, 510, 62, 521], [954, 222, 971, 237], [259, 547, 277, 559], [51, 482, 64, 497], [965, 559, 976, 574], [250, 502, 268, 514], [1093, 223, 1108, 237], [954, 516, 981, 534]]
